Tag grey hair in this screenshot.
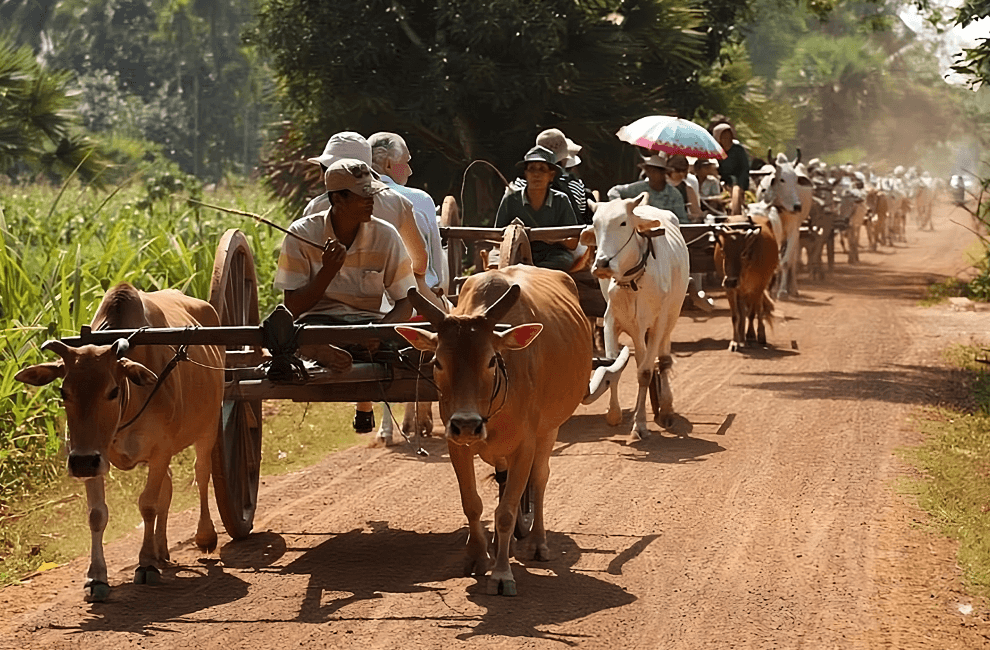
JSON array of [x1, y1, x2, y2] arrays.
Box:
[[368, 132, 408, 172]]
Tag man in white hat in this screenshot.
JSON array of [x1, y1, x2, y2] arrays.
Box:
[[275, 158, 418, 441], [367, 132, 447, 297], [606, 152, 688, 223], [303, 132, 429, 280]]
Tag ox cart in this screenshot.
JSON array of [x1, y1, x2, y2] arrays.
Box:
[[54, 225, 629, 544]]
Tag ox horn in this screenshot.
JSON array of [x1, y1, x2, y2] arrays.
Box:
[[41, 339, 70, 359], [111, 338, 130, 358], [795, 148, 802, 165], [483, 284, 521, 326], [406, 288, 446, 328], [767, 148, 773, 165]]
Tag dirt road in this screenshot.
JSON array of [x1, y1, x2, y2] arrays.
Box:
[[3, 200, 990, 649]]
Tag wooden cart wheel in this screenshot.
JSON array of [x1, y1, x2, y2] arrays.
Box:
[[498, 477, 536, 539], [209, 229, 262, 540]]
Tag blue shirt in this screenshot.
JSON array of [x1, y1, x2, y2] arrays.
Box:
[[606, 179, 688, 223]]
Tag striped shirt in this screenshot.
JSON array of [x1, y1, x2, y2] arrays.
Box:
[[273, 211, 417, 320]]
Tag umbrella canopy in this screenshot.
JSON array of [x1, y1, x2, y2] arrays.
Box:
[[616, 115, 726, 160]]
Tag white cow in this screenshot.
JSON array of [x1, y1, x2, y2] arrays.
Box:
[[755, 152, 812, 300], [580, 194, 690, 440]]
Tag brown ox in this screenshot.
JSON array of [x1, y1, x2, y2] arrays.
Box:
[[865, 188, 891, 250], [714, 223, 779, 352], [396, 265, 591, 596], [15, 284, 223, 602]]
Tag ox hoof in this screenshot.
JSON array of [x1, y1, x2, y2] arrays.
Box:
[[656, 413, 675, 429], [487, 577, 517, 596], [463, 555, 491, 577], [628, 427, 649, 443], [196, 531, 218, 554], [605, 409, 623, 427], [534, 543, 551, 562], [369, 434, 395, 448], [133, 565, 161, 585], [84, 580, 111, 602]]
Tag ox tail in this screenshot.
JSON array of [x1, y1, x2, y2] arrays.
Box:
[[762, 291, 775, 329], [583, 346, 631, 405]]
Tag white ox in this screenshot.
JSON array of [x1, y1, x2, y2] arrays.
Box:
[[755, 152, 813, 300], [579, 194, 690, 440], [15, 284, 224, 602]]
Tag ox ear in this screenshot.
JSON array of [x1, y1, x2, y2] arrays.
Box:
[[631, 192, 649, 209], [579, 225, 597, 247], [394, 326, 438, 353], [119, 358, 158, 387], [496, 323, 543, 351], [15, 361, 65, 386], [634, 217, 664, 233]]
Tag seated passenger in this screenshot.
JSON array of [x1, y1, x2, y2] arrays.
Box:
[[509, 129, 593, 224], [667, 154, 702, 222], [494, 145, 580, 272], [274, 158, 417, 439], [606, 152, 688, 223], [694, 158, 725, 214]]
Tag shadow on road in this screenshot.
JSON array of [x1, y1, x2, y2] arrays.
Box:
[[742, 363, 968, 407]]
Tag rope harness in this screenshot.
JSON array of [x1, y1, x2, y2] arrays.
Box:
[[116, 343, 189, 431], [604, 228, 666, 291]]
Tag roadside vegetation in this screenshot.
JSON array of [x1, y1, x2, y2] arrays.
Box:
[[902, 344, 990, 598], [0, 176, 378, 586]]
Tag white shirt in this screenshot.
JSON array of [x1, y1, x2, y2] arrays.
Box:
[[273, 211, 416, 319], [379, 174, 448, 293]]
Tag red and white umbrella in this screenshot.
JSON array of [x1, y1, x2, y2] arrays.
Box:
[[616, 115, 726, 160]]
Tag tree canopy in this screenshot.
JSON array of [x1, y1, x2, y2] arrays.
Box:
[[256, 0, 756, 221], [0, 37, 106, 183]]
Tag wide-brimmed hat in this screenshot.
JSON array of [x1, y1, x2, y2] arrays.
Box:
[[535, 129, 569, 164], [563, 137, 582, 168], [516, 145, 562, 174], [308, 131, 373, 168], [694, 158, 716, 169], [324, 159, 388, 197], [638, 152, 669, 170]]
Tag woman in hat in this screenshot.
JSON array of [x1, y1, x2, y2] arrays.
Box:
[[713, 123, 749, 216], [606, 152, 688, 223], [494, 145, 580, 271]]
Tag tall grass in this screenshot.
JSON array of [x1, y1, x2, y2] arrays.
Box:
[[900, 345, 990, 598], [0, 175, 286, 506]]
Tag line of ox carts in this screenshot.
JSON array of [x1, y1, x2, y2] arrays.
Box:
[[16, 154, 934, 600]]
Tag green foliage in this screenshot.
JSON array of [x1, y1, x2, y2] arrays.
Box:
[[951, 0, 990, 88], [695, 42, 798, 155], [9, 0, 272, 181], [0, 37, 108, 183], [900, 345, 990, 597], [256, 0, 750, 219], [0, 178, 284, 508]]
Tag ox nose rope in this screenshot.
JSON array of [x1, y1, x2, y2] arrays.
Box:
[[116, 343, 189, 431], [611, 231, 661, 291], [481, 352, 509, 423]]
